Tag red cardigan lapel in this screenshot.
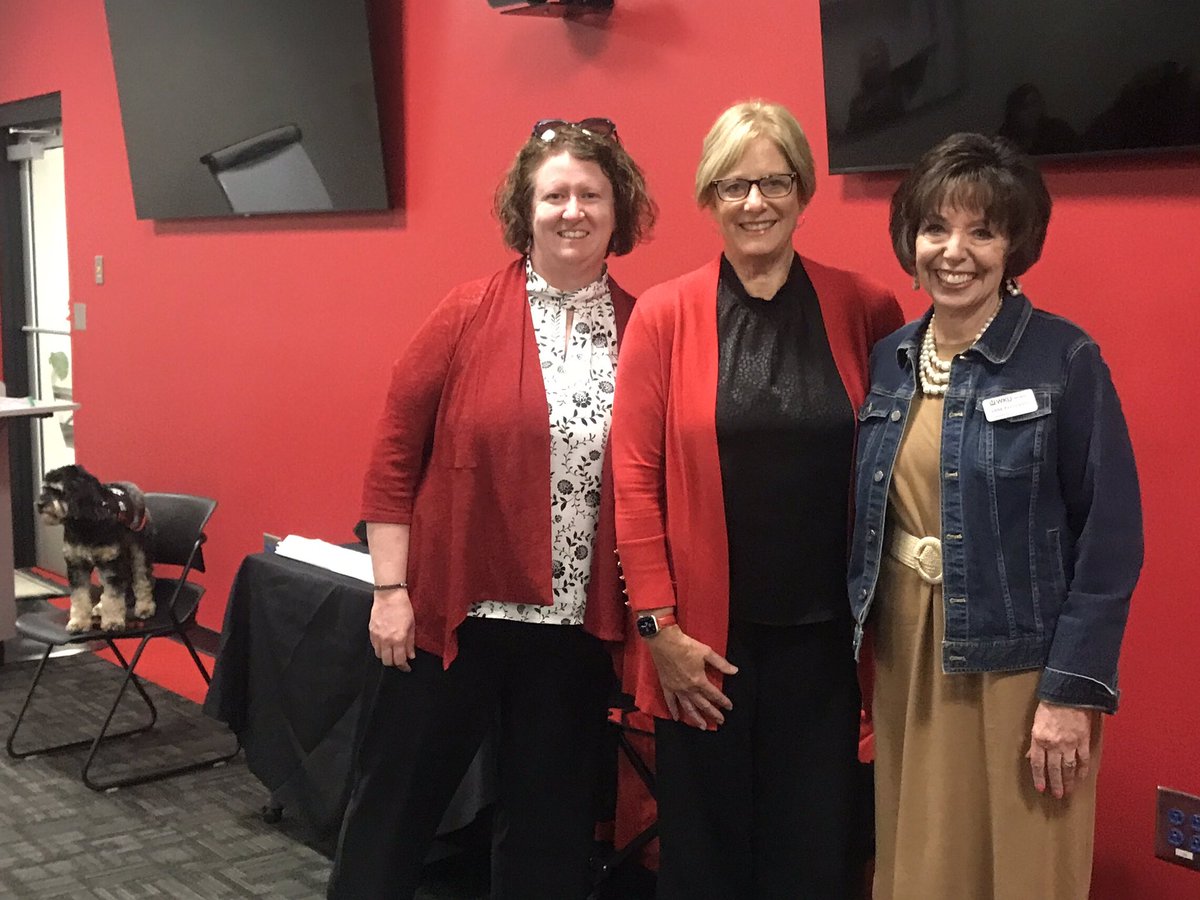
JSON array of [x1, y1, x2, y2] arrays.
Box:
[[426, 260, 635, 665]]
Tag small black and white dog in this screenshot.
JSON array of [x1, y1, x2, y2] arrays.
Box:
[[36, 464, 154, 632]]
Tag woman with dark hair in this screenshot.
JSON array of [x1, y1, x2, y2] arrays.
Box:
[[849, 132, 1142, 899], [611, 100, 901, 898], [327, 118, 655, 900]]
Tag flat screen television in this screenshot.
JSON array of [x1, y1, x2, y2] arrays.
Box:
[[105, 0, 389, 219], [819, 0, 1200, 173]]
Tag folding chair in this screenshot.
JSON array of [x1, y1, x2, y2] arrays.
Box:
[[591, 693, 659, 896], [6, 492, 240, 790]]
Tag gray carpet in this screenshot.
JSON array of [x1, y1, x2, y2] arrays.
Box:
[[0, 651, 332, 898], [0, 652, 651, 899]]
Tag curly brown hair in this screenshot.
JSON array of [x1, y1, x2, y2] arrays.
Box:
[[889, 132, 1052, 279], [494, 127, 656, 257]]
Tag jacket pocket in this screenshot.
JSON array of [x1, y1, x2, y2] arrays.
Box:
[[856, 393, 898, 471], [975, 390, 1052, 476]]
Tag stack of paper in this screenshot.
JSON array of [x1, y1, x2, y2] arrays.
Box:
[[274, 535, 373, 584]]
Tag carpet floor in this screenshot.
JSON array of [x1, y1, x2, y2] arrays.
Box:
[[0, 650, 333, 899], [0, 649, 653, 899]]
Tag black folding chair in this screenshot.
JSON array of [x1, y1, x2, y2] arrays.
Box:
[[5, 493, 240, 790], [590, 693, 659, 896]]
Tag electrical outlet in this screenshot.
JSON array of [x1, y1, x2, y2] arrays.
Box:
[[1155, 787, 1200, 871]]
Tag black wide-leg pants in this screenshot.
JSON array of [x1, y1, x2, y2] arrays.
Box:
[[654, 618, 864, 900], [327, 617, 614, 900]]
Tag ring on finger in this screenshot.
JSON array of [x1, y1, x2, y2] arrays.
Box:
[[1062, 758, 1078, 768]]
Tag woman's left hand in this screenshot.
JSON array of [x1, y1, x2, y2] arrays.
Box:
[[1026, 701, 1094, 800]]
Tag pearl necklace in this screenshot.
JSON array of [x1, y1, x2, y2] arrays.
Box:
[[918, 306, 999, 396]]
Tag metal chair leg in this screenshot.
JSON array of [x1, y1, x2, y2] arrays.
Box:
[[6, 643, 155, 760], [80, 635, 240, 792], [5, 644, 54, 758], [177, 630, 214, 685], [106, 638, 160, 726]]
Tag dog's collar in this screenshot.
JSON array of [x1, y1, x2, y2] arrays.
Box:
[[106, 485, 149, 532]]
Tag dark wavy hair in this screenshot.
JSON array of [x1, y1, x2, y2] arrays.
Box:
[[494, 127, 656, 257], [889, 132, 1052, 279]]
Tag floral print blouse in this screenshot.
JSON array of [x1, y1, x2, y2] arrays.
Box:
[[468, 258, 618, 625]]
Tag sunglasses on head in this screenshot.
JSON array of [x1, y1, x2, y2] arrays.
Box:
[[532, 118, 619, 142]]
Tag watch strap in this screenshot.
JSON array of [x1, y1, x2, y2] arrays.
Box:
[[652, 612, 677, 630], [637, 610, 677, 637]]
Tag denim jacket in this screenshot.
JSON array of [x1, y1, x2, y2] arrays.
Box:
[[848, 293, 1142, 713]]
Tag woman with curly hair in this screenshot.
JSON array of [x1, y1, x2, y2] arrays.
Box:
[[329, 118, 655, 900]]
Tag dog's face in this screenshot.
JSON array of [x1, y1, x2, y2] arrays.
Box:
[[37, 464, 111, 526]]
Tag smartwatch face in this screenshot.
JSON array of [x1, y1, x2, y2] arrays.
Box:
[[636, 615, 658, 638]]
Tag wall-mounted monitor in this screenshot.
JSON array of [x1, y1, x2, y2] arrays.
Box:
[[105, 0, 389, 219], [820, 0, 1200, 173]]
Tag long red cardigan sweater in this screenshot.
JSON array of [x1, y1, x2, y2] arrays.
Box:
[[611, 254, 903, 722], [361, 259, 635, 666]]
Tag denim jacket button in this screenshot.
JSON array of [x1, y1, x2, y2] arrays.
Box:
[[873, 470, 884, 482], [889, 409, 901, 422]]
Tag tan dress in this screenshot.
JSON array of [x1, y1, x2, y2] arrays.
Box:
[[872, 389, 1102, 900]]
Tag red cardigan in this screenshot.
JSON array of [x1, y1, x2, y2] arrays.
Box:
[[361, 259, 635, 666], [610, 254, 903, 719]]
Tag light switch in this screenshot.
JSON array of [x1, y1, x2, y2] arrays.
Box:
[[73, 302, 87, 331], [94, 255, 104, 285]]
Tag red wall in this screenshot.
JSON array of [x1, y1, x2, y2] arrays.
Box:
[[1, 2, 1197, 895]]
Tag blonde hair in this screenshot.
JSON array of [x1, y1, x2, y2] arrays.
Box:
[[694, 100, 817, 207]]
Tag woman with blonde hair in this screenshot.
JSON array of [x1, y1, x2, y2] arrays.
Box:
[[611, 100, 901, 898]]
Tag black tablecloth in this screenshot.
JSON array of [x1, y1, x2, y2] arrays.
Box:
[[203, 551, 493, 838]]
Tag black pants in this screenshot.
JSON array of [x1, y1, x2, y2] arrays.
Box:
[[654, 618, 863, 900], [327, 617, 614, 900]]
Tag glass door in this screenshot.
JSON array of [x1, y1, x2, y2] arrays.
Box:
[[13, 124, 74, 575]]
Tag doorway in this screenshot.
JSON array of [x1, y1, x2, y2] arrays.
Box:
[[0, 93, 73, 576], [11, 124, 74, 574]]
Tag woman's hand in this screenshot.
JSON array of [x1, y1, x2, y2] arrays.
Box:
[[364, 522, 414, 671], [645, 627, 738, 729], [1026, 701, 1095, 799], [369, 587, 416, 671]]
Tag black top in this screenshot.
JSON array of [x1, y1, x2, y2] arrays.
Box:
[[715, 254, 855, 625]]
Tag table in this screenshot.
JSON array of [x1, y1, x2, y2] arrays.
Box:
[[203, 550, 493, 839], [0, 399, 79, 645]]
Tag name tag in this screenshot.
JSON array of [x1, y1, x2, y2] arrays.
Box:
[[982, 389, 1038, 422]]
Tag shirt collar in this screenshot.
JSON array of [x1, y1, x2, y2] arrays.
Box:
[[525, 256, 610, 309], [896, 292, 1033, 367], [718, 252, 804, 304]]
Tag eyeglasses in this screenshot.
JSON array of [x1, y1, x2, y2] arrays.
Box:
[[532, 118, 619, 143], [711, 173, 797, 202]]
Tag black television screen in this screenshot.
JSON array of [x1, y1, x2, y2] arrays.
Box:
[[105, 0, 389, 219], [819, 0, 1200, 173]]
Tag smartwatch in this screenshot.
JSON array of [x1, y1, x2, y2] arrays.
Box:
[[635, 611, 677, 638]]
